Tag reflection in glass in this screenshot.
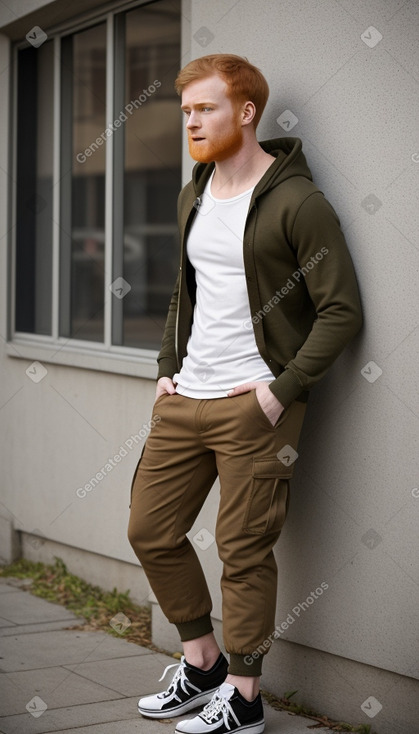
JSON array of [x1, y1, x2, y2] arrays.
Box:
[[15, 41, 54, 334], [61, 23, 106, 341], [116, 0, 181, 349]]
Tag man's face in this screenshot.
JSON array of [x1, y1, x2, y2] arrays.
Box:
[[181, 75, 244, 163]]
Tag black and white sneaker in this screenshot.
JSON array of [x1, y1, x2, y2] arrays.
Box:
[[175, 682, 265, 733], [137, 653, 228, 719]]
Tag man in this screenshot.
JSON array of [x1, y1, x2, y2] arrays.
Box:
[[128, 54, 362, 734]]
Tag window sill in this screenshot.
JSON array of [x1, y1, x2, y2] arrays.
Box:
[[6, 335, 158, 380]]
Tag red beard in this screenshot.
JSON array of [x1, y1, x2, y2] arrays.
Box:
[[188, 119, 243, 163]]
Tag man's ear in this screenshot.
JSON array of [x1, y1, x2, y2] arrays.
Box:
[[241, 100, 256, 127]]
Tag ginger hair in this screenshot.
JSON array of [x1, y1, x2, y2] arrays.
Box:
[[175, 54, 269, 129]]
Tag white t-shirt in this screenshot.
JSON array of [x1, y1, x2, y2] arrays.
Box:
[[174, 171, 275, 398]]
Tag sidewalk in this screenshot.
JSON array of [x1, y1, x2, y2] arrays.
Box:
[[0, 577, 315, 734]]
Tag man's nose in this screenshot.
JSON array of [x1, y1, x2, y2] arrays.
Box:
[[186, 111, 200, 129]]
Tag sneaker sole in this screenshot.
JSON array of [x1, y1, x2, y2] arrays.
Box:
[[138, 688, 217, 719], [175, 720, 265, 734]]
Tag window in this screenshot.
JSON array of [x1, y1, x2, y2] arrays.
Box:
[[13, 0, 181, 360]]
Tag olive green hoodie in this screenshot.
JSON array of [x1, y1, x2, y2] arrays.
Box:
[[157, 137, 362, 408]]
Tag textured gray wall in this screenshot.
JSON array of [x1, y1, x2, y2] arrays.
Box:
[[180, 0, 419, 729]]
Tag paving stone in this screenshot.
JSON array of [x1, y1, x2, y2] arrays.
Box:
[[0, 696, 139, 734], [0, 665, 122, 716], [0, 629, 152, 672], [0, 583, 23, 594], [0, 588, 78, 626]]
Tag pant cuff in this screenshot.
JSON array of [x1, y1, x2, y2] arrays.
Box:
[[229, 653, 263, 677], [175, 613, 213, 642]]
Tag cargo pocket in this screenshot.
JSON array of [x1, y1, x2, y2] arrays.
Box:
[[129, 443, 146, 508], [242, 457, 293, 535]]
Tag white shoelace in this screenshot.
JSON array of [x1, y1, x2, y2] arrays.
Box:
[[157, 656, 200, 701], [201, 688, 240, 729]]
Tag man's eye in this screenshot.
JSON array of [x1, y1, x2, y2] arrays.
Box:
[[201, 107, 212, 112]]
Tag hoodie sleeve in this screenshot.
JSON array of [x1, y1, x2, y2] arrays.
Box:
[[269, 191, 363, 408]]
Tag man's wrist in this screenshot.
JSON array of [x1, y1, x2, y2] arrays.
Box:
[[268, 370, 304, 409]]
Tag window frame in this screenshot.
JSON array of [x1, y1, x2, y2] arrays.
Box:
[[7, 0, 182, 380]]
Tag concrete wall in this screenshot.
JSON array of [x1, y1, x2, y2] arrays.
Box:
[[1, 1, 418, 732]]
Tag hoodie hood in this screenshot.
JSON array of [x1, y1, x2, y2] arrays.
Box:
[[191, 137, 313, 198]]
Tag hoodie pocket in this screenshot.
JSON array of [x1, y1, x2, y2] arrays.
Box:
[[243, 457, 292, 535]]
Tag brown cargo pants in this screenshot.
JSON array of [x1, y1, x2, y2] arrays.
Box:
[[128, 389, 306, 676]]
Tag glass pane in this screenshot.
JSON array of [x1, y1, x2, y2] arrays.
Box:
[[116, 0, 181, 349], [15, 41, 54, 335], [60, 23, 106, 341]]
